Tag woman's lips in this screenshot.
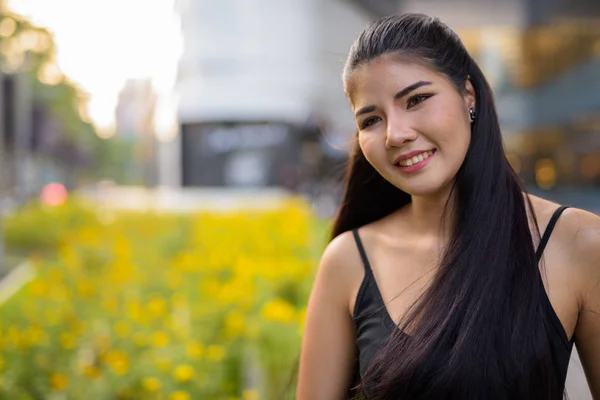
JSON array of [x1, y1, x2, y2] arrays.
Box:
[[395, 149, 436, 173]]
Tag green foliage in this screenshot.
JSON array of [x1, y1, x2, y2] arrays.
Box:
[[2, 199, 99, 252], [0, 11, 130, 183]]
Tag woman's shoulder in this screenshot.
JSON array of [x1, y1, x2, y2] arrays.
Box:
[[527, 194, 600, 246], [318, 230, 368, 298], [322, 217, 403, 307], [555, 203, 600, 280], [527, 194, 599, 231], [528, 193, 600, 286]]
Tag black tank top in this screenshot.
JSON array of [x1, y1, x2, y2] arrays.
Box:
[[351, 206, 574, 395]]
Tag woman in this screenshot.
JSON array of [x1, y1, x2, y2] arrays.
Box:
[[296, 13, 600, 400]]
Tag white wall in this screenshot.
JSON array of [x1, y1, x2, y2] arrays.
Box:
[[176, 0, 320, 124], [162, 0, 376, 187], [315, 0, 373, 136], [175, 0, 372, 129]]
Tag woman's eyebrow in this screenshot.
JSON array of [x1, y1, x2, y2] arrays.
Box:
[[394, 80, 432, 100], [354, 80, 433, 117]]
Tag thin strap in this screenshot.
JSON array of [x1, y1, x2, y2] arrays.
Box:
[[352, 229, 373, 274], [536, 206, 570, 261]]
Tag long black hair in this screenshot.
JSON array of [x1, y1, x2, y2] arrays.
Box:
[[334, 14, 564, 399]]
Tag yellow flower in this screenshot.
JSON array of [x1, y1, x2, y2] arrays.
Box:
[[104, 350, 129, 376], [171, 293, 188, 309], [173, 364, 194, 382], [82, 366, 102, 380], [76, 282, 96, 297], [71, 320, 85, 335], [0, 198, 320, 396], [25, 326, 48, 347], [50, 373, 68, 391], [29, 281, 46, 296], [147, 298, 167, 317], [126, 301, 142, 321], [142, 377, 162, 392], [112, 359, 129, 375], [260, 299, 296, 323], [94, 334, 112, 353], [151, 331, 170, 348], [297, 307, 307, 327], [166, 271, 182, 288], [113, 321, 131, 338], [225, 311, 245, 338], [49, 284, 69, 302], [206, 345, 226, 362], [168, 391, 191, 400], [133, 332, 148, 347], [103, 299, 119, 311], [59, 332, 77, 350], [43, 310, 60, 326], [155, 357, 171, 373], [243, 389, 260, 400], [47, 269, 63, 283], [244, 321, 260, 340], [186, 341, 204, 359]]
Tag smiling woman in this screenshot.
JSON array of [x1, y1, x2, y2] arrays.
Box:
[[349, 58, 474, 198], [296, 13, 600, 400]]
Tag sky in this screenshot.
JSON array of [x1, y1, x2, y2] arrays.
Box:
[[8, 0, 184, 139]]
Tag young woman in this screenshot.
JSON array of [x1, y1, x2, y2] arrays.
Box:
[[296, 13, 600, 400]]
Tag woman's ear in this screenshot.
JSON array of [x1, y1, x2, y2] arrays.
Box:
[[464, 76, 476, 110]]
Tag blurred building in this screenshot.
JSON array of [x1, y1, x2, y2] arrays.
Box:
[[388, 0, 600, 215], [115, 79, 158, 186], [400, 0, 600, 193], [163, 0, 600, 204], [161, 0, 383, 191]]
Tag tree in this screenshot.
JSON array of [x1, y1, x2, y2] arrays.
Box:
[[0, 11, 128, 191]]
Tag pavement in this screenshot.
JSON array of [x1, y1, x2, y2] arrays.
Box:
[[74, 185, 297, 212], [566, 349, 592, 399]]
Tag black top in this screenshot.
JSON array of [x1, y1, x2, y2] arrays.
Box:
[[351, 206, 574, 394]]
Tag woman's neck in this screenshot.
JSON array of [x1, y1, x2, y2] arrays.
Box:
[[404, 184, 457, 239]]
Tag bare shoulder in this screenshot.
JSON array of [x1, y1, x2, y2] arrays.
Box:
[[317, 230, 366, 309], [534, 194, 600, 259], [527, 194, 600, 239], [321, 230, 364, 273], [561, 211, 600, 398], [559, 206, 600, 284], [527, 195, 600, 395], [528, 194, 600, 290]]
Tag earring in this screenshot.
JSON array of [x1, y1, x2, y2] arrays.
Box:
[[469, 107, 477, 122]]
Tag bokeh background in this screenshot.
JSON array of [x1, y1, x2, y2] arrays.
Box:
[[0, 0, 599, 399]]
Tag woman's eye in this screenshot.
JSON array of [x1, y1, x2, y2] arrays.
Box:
[[407, 94, 431, 109], [360, 116, 381, 129]]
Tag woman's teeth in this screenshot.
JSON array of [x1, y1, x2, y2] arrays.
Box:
[[398, 150, 434, 167]]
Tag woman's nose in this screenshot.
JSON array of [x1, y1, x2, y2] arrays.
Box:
[[385, 117, 418, 148]]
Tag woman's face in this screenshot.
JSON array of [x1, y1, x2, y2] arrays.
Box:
[[347, 55, 475, 197]]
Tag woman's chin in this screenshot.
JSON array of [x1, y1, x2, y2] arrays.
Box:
[[393, 179, 454, 199]]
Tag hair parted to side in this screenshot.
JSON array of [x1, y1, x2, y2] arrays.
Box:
[[334, 13, 565, 399]]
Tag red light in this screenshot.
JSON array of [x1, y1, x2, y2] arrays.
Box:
[[40, 183, 68, 207]]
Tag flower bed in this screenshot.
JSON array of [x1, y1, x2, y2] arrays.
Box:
[[0, 198, 326, 399]]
